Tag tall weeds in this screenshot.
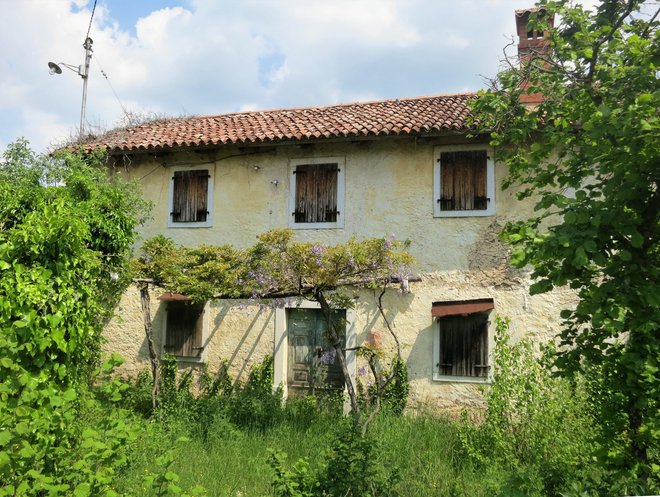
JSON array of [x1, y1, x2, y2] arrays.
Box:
[[458, 317, 597, 496]]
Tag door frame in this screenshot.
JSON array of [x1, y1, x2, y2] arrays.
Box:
[[274, 299, 356, 401]]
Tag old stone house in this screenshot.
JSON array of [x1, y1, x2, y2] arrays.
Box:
[[91, 9, 566, 410]]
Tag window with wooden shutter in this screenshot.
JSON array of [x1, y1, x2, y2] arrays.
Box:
[[164, 301, 205, 358], [432, 299, 493, 381], [433, 146, 495, 217], [438, 313, 489, 378], [294, 163, 338, 223], [439, 151, 487, 211], [168, 167, 214, 227], [289, 157, 345, 229]]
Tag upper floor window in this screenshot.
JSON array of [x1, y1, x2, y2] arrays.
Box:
[[168, 166, 214, 228], [289, 157, 345, 229], [433, 145, 495, 217]]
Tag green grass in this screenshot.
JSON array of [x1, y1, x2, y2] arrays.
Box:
[[110, 351, 622, 496], [115, 409, 491, 497]]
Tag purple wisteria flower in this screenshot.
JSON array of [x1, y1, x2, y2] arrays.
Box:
[[319, 348, 336, 365], [311, 244, 325, 255], [311, 244, 326, 267], [272, 298, 287, 309]]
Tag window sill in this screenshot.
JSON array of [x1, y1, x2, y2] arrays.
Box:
[[170, 355, 205, 363], [167, 221, 213, 229], [432, 373, 490, 384], [433, 209, 495, 218], [289, 221, 344, 230]]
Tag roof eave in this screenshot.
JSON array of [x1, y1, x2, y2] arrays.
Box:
[[102, 127, 480, 157]]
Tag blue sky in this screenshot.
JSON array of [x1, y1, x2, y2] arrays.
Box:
[[73, 0, 188, 37], [0, 0, 600, 154]]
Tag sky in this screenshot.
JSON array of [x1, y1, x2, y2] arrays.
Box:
[[0, 0, 599, 154]]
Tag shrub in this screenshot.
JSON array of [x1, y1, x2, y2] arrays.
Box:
[[270, 421, 399, 497], [226, 356, 284, 431], [283, 393, 344, 432], [136, 355, 285, 435], [458, 317, 597, 496], [378, 357, 409, 416], [357, 355, 410, 418], [0, 142, 150, 494], [121, 368, 155, 417]]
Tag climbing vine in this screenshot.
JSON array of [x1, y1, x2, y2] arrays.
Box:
[[133, 229, 414, 420]]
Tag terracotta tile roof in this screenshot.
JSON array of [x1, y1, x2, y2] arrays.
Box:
[[82, 93, 478, 154]]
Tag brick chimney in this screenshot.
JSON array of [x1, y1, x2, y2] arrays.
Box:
[[515, 8, 555, 104]]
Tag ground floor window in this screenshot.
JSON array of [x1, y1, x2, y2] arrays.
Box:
[[164, 300, 206, 359], [432, 299, 493, 381], [437, 313, 489, 377]]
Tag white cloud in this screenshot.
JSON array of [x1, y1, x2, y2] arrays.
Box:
[[1, 0, 587, 153], [238, 103, 259, 112]]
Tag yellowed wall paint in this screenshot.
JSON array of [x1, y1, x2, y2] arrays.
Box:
[[103, 137, 570, 410]]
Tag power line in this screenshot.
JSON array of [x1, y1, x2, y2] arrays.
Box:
[[85, 0, 98, 41], [95, 55, 129, 118]]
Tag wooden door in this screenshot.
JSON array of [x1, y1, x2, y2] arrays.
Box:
[[287, 308, 345, 394]]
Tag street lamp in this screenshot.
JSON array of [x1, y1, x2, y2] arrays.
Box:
[[48, 37, 93, 137]]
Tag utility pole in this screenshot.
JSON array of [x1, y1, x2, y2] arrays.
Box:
[[79, 37, 93, 137], [48, 37, 94, 138]]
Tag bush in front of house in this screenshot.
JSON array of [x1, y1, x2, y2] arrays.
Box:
[[457, 317, 603, 496]]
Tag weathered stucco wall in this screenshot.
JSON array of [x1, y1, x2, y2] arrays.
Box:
[[103, 137, 572, 410], [120, 137, 537, 271]]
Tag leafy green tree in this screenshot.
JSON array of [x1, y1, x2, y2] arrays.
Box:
[[0, 140, 150, 494], [0, 139, 149, 383], [471, 0, 658, 484]]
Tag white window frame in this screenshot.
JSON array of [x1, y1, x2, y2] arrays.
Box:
[[288, 157, 345, 229], [432, 312, 492, 384], [274, 300, 356, 408], [433, 145, 495, 217], [161, 300, 210, 363], [167, 165, 214, 228]]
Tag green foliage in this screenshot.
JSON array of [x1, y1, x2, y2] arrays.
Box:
[[270, 422, 399, 497], [459, 317, 601, 495], [375, 357, 408, 416], [121, 368, 155, 417], [0, 140, 149, 385], [282, 394, 344, 431], [141, 355, 286, 436], [141, 441, 207, 497], [358, 356, 409, 417], [470, 0, 659, 480], [269, 449, 319, 497], [0, 356, 139, 496], [0, 140, 156, 494], [226, 356, 285, 431], [134, 229, 414, 304], [114, 403, 501, 497], [199, 359, 232, 399], [319, 422, 399, 497]]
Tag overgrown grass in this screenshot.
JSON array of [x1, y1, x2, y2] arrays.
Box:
[[114, 409, 486, 497], [106, 321, 657, 496], [111, 355, 481, 496]]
